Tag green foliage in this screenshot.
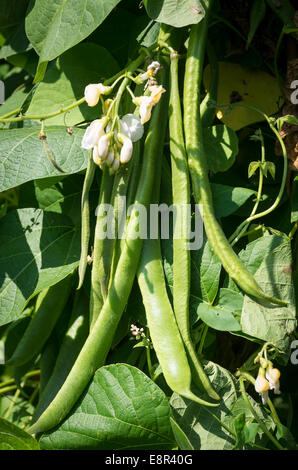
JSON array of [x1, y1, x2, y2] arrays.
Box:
[[0, 0, 296, 452], [40, 364, 175, 450]]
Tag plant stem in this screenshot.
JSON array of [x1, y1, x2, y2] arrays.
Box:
[[239, 378, 284, 450]]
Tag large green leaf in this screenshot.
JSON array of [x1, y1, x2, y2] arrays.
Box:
[[0, 417, 39, 450], [25, 0, 122, 63], [143, 0, 205, 28], [40, 364, 175, 450], [0, 208, 80, 326], [240, 236, 296, 353], [205, 125, 239, 173], [0, 126, 88, 192], [26, 43, 119, 126]]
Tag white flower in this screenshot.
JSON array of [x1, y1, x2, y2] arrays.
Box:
[[97, 134, 110, 160], [120, 114, 144, 142], [81, 118, 106, 149], [146, 61, 161, 77], [84, 83, 112, 107], [266, 368, 281, 395], [119, 137, 133, 163], [254, 374, 270, 405], [149, 84, 166, 103], [134, 85, 166, 124]]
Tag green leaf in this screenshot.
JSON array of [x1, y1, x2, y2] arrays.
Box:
[[229, 396, 275, 447], [0, 417, 39, 450], [0, 396, 35, 428], [205, 125, 239, 173], [276, 114, 298, 130], [217, 288, 244, 312], [26, 43, 119, 126], [40, 364, 175, 450], [0, 0, 29, 38], [170, 417, 194, 450], [239, 236, 296, 353], [266, 0, 296, 27], [211, 183, 256, 218], [276, 423, 297, 450], [0, 126, 88, 192], [0, 208, 80, 326], [266, 161, 276, 180], [191, 232, 222, 305], [143, 0, 205, 28], [0, 23, 32, 60], [171, 361, 275, 450], [248, 161, 259, 178], [170, 361, 238, 450], [25, 0, 122, 64], [246, 0, 266, 48], [195, 302, 241, 332], [291, 176, 298, 223]]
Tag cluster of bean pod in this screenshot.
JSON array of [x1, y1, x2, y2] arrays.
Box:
[[27, 2, 287, 435]]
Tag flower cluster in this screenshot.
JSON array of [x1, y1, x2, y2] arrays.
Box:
[[130, 324, 145, 341], [254, 362, 281, 405], [81, 60, 165, 172]]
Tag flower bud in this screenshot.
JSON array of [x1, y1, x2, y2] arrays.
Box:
[[84, 84, 101, 107], [266, 368, 281, 394], [255, 372, 270, 405], [120, 137, 133, 164], [97, 134, 110, 160]]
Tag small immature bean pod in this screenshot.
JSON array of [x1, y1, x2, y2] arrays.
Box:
[[183, 10, 286, 307], [77, 150, 96, 290]]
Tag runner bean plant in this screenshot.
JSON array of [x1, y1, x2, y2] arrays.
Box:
[[0, 0, 297, 451]]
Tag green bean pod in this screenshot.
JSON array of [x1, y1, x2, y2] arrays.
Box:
[[34, 289, 89, 420], [77, 150, 96, 290], [89, 168, 114, 328], [138, 235, 218, 407], [6, 276, 73, 367], [169, 52, 219, 401], [28, 66, 170, 435], [183, 15, 286, 307]]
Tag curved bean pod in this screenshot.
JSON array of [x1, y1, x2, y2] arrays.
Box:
[[169, 52, 219, 401], [138, 235, 218, 407], [183, 11, 286, 307]]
